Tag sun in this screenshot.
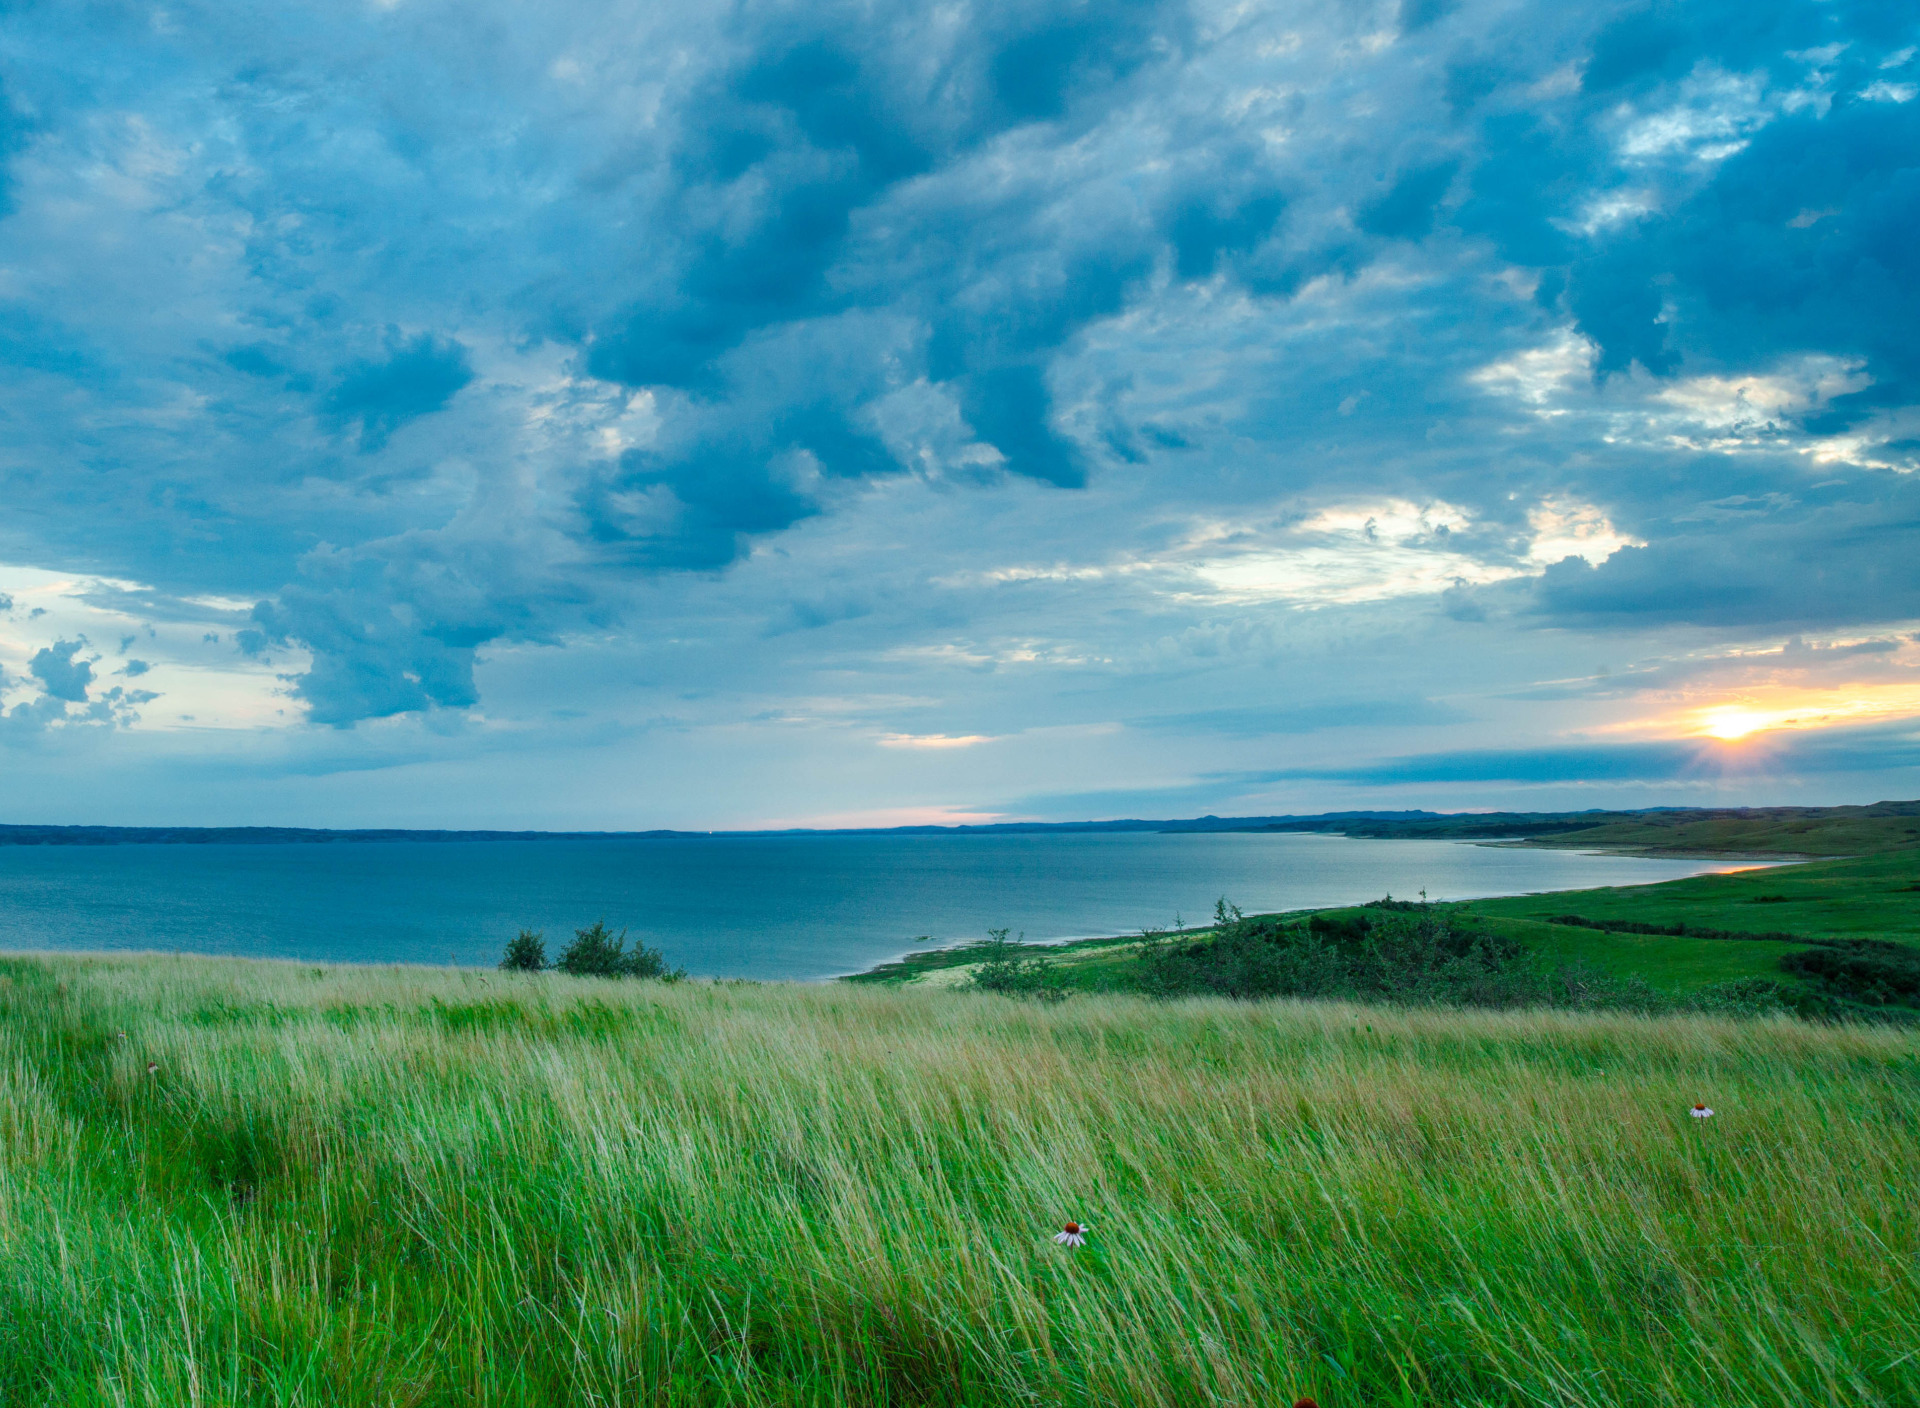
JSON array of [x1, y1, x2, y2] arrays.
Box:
[[1701, 706, 1770, 741]]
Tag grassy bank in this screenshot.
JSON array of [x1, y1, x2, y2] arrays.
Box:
[[1, 954, 1916, 1406], [855, 845, 1920, 1006]]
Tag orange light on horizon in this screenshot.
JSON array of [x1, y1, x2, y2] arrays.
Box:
[[1577, 647, 1920, 746], [1681, 689, 1920, 744], [1699, 706, 1774, 741]]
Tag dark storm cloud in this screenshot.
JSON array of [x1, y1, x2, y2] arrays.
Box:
[[1530, 483, 1920, 628], [322, 335, 474, 452]]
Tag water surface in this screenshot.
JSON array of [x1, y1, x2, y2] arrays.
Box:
[[0, 832, 1765, 980]]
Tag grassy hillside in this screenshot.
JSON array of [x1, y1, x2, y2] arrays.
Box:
[[1227, 799, 1920, 856], [1, 955, 1917, 1407], [1523, 800, 1920, 856], [1470, 846, 1920, 938], [1464, 847, 1919, 985]]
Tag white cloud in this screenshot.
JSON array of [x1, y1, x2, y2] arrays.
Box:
[[1525, 499, 1642, 566], [1655, 356, 1869, 433], [1469, 332, 1597, 409], [0, 563, 301, 731], [1616, 68, 1771, 164], [1860, 80, 1917, 104], [1190, 499, 1517, 605]]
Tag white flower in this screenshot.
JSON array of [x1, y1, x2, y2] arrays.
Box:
[[1690, 1103, 1714, 1118], [1053, 1221, 1088, 1247]]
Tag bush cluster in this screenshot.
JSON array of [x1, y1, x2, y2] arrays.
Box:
[[1136, 903, 1547, 1007], [966, 929, 1069, 1002], [1549, 914, 1807, 943], [498, 921, 685, 982], [1127, 898, 1877, 1018], [1779, 939, 1920, 1007]]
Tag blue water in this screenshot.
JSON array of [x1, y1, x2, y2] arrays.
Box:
[[0, 832, 1765, 980]]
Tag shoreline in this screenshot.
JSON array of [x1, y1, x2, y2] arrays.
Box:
[[0, 841, 1825, 985], [841, 850, 1814, 985], [1481, 840, 1818, 862]]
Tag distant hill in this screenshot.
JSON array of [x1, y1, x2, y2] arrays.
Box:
[[1229, 800, 1920, 855], [0, 812, 1531, 846], [0, 825, 683, 847], [3, 801, 1916, 854]]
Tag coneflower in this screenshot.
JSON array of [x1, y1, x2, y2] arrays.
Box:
[[1053, 1221, 1088, 1247], [1690, 1102, 1714, 1118]]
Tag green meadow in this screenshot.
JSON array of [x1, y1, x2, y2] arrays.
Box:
[[1466, 846, 1920, 992], [1, 952, 1917, 1406], [858, 823, 1920, 1005]]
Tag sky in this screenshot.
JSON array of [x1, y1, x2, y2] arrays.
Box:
[[1, 0, 1918, 830]]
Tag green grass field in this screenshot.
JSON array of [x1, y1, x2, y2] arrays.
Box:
[[1455, 847, 1919, 992], [1, 953, 1916, 1407], [1523, 801, 1920, 857]]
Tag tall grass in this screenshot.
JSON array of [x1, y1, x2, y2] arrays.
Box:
[[0, 953, 1914, 1406]]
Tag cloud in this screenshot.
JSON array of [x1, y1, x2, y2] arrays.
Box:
[[1527, 481, 1920, 628], [2, 634, 154, 739], [1238, 715, 1920, 786], [249, 539, 517, 726], [2, 693, 69, 738], [1356, 160, 1459, 241], [322, 334, 474, 452], [0, 0, 1915, 824], [1135, 699, 1467, 737], [28, 638, 94, 703]]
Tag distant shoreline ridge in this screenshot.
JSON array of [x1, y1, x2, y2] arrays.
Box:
[[0, 802, 1910, 847]]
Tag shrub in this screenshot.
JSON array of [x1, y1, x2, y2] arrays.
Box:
[[1684, 977, 1825, 1018], [1780, 939, 1920, 1007], [553, 921, 686, 982], [968, 929, 1069, 1002], [1548, 914, 1807, 943], [1134, 902, 1738, 1015], [499, 930, 547, 972], [1540, 962, 1668, 1014], [1138, 904, 1542, 1006]]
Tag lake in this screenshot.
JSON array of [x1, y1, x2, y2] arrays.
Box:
[[0, 831, 1769, 980]]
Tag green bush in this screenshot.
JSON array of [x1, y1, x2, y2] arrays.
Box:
[[499, 929, 547, 972], [1683, 977, 1819, 1018], [553, 921, 686, 982], [967, 929, 1068, 1002], [1135, 902, 1920, 1022], [1138, 903, 1544, 1007], [1779, 939, 1920, 1007]]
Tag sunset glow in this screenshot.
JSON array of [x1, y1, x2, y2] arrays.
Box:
[[1702, 707, 1773, 742], [1676, 686, 1920, 744]]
